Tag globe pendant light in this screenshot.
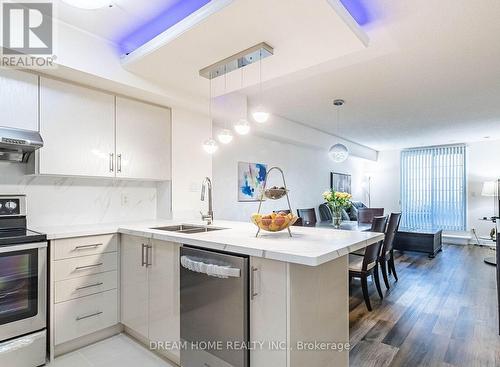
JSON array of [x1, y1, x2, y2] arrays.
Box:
[[203, 138, 219, 154], [216, 66, 234, 144], [328, 99, 349, 163], [217, 129, 234, 144], [203, 73, 218, 154], [251, 50, 269, 123], [234, 119, 250, 135]]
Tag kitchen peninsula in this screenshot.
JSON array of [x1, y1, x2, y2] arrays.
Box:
[[40, 220, 383, 367]]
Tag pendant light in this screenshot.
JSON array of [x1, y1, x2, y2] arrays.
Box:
[[328, 99, 349, 163], [234, 60, 251, 135], [251, 49, 269, 123], [217, 66, 234, 144], [234, 119, 250, 135], [203, 73, 219, 154]]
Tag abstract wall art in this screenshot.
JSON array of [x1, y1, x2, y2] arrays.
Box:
[[238, 162, 267, 201]]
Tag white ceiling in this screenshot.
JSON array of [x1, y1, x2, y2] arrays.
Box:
[[244, 0, 500, 150], [55, 0, 178, 45], [121, 0, 368, 99], [54, 0, 500, 151]]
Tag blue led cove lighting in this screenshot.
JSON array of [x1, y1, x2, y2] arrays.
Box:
[[119, 0, 211, 55], [339, 0, 371, 25]]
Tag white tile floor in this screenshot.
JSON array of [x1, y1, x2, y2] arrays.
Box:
[[48, 334, 175, 367]]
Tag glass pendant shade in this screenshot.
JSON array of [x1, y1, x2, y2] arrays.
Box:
[[329, 143, 349, 163], [217, 129, 233, 144], [202, 138, 218, 154], [62, 0, 111, 9], [234, 119, 250, 135], [252, 106, 269, 123]]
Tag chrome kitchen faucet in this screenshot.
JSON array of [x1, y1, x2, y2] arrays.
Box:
[[200, 177, 213, 225]]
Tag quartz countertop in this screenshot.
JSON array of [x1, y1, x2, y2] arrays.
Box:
[[35, 219, 384, 266]]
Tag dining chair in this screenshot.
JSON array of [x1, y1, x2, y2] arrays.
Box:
[[296, 208, 317, 227], [349, 215, 388, 311], [318, 203, 332, 222], [379, 213, 402, 289], [358, 208, 385, 224]]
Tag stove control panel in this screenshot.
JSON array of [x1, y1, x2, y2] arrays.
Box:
[[0, 195, 26, 217]]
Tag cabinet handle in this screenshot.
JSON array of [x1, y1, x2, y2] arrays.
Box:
[[117, 154, 122, 173], [74, 243, 102, 250], [75, 282, 103, 291], [141, 243, 146, 267], [146, 244, 153, 267], [250, 266, 258, 300], [76, 311, 103, 321], [109, 153, 114, 172], [75, 263, 103, 271]]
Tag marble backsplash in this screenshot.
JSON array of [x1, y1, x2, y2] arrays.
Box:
[[0, 161, 171, 227]]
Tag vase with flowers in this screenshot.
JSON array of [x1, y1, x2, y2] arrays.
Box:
[[322, 189, 352, 229]]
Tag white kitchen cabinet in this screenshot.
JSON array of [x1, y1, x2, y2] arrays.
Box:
[[250, 257, 288, 367], [148, 239, 180, 358], [120, 235, 180, 361], [39, 77, 115, 177], [115, 97, 171, 180], [0, 69, 38, 131], [120, 235, 149, 339]]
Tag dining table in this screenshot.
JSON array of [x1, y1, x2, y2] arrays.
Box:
[[316, 220, 372, 232]]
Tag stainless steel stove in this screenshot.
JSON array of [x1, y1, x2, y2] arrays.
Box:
[[0, 195, 47, 366]]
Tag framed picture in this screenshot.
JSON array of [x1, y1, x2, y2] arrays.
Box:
[[330, 172, 351, 194], [238, 162, 268, 202]]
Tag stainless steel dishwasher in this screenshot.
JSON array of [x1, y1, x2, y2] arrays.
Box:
[[180, 246, 249, 367]]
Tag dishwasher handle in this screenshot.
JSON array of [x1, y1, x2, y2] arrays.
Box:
[[181, 255, 241, 278]]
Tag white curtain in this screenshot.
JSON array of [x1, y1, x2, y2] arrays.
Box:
[[400, 145, 466, 231]]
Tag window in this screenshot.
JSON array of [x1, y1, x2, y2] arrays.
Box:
[[400, 144, 466, 231]]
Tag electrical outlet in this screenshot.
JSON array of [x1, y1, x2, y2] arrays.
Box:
[[121, 193, 129, 206]]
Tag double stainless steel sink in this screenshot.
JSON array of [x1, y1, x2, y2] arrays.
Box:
[[150, 224, 227, 234]]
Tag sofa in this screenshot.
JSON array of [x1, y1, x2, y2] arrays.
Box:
[[318, 201, 368, 222]]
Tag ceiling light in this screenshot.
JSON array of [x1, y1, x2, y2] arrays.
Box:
[[329, 99, 349, 163], [217, 129, 234, 144], [61, 0, 112, 10], [234, 119, 250, 135], [251, 49, 270, 123], [252, 107, 269, 123], [329, 144, 349, 163], [202, 138, 218, 154]]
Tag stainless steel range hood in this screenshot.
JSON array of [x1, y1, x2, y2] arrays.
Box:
[[0, 127, 43, 162]]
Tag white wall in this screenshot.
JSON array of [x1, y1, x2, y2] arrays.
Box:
[[363, 150, 401, 214], [0, 162, 159, 227], [368, 140, 500, 239], [212, 133, 367, 222], [171, 108, 212, 219]]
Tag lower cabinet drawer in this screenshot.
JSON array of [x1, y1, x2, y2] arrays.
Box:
[[55, 289, 118, 345], [54, 252, 117, 281], [55, 271, 118, 303]]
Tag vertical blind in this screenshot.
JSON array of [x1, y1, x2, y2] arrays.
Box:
[[400, 144, 466, 231]]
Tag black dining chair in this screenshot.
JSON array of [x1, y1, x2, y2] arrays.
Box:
[[349, 215, 388, 311], [318, 203, 332, 222], [379, 213, 402, 289], [296, 208, 317, 227]]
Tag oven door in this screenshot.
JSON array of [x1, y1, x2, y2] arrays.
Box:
[[0, 242, 47, 341]]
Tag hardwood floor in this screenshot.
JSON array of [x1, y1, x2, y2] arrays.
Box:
[[349, 244, 500, 367]]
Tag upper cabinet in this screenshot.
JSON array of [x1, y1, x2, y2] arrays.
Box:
[[36, 77, 172, 181], [39, 77, 116, 177], [115, 97, 171, 181], [0, 69, 38, 131]]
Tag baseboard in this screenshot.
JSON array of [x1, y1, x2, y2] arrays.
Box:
[[123, 325, 180, 366], [54, 324, 123, 357]]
